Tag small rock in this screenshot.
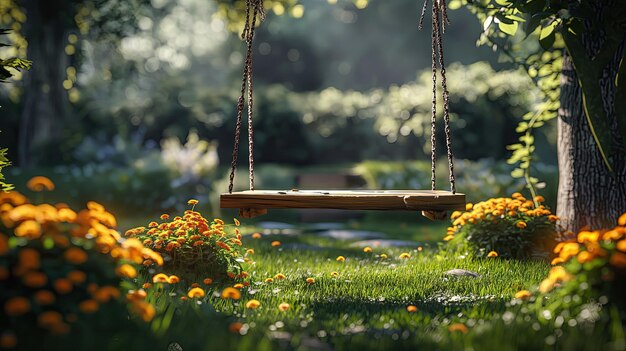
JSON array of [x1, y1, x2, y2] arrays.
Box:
[[445, 269, 480, 278]]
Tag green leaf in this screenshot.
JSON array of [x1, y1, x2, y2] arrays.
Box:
[[539, 22, 557, 50], [613, 53, 626, 150], [499, 21, 519, 36]]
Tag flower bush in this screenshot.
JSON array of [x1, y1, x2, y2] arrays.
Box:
[[537, 212, 626, 307], [0, 177, 163, 349], [446, 193, 560, 258], [126, 200, 249, 278]]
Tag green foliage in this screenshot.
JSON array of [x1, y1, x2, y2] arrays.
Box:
[[0, 148, 12, 192], [446, 194, 559, 259], [452, 0, 626, 193]]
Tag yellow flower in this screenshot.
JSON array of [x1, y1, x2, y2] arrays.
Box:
[[515, 221, 527, 229], [336, 255, 345, 262], [152, 273, 169, 283], [417, 246, 423, 252], [379, 253, 388, 260], [246, 249, 255, 255], [399, 253, 411, 259], [221, 287, 241, 300], [187, 199, 199, 205], [278, 303, 290, 311], [538, 278, 555, 293], [548, 215, 559, 222], [618, 212, 626, 226], [131, 301, 156, 322], [406, 305, 418, 312], [465, 203, 473, 211], [79, 299, 99, 313], [167, 275, 180, 284], [448, 323, 469, 333], [274, 273, 286, 280], [64, 247, 88, 265], [26, 176, 55, 191], [271, 241, 281, 247], [265, 278, 274, 283], [306, 277, 315, 284], [188, 287, 206, 298], [533, 195, 545, 203], [4, 297, 30, 316], [234, 218, 240, 226], [116, 264, 137, 279], [363, 246, 372, 253], [330, 271, 339, 277], [233, 283, 244, 289], [142, 283, 153, 289], [160, 214, 170, 220], [617, 240, 626, 252], [245, 299, 261, 309], [514, 290, 532, 300], [487, 251, 498, 258], [252, 232, 262, 239], [443, 235, 454, 241], [577, 231, 600, 244]]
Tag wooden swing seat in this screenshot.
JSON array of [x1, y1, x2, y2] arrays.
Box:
[[220, 189, 465, 216]]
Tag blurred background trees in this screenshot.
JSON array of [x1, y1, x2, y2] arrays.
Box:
[[0, 0, 561, 214]]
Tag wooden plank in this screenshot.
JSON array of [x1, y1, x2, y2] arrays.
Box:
[[220, 190, 465, 211]]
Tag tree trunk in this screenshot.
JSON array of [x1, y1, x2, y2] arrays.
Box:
[[557, 3, 626, 232], [18, 1, 70, 167]]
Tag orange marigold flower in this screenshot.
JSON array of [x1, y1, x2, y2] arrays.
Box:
[[515, 221, 527, 229], [380, 254, 388, 260], [278, 303, 290, 311], [116, 264, 137, 279], [26, 176, 55, 192], [514, 290, 532, 300], [538, 278, 555, 293], [15, 220, 42, 239], [271, 241, 281, 247], [610, 252, 626, 268], [229, 322, 243, 333], [160, 214, 170, 220], [203, 278, 213, 285], [180, 296, 188, 302], [363, 246, 372, 253], [67, 270, 86, 284], [0, 332, 17, 349], [152, 273, 169, 283], [79, 299, 99, 313], [618, 212, 626, 226], [533, 195, 545, 203], [131, 301, 156, 322], [142, 283, 153, 289], [188, 287, 206, 298], [54, 279, 73, 294], [274, 273, 286, 280], [617, 240, 626, 252], [265, 278, 274, 283], [22, 272, 48, 288], [443, 235, 454, 241], [245, 299, 261, 309], [331, 271, 339, 277], [234, 218, 240, 226], [94, 286, 121, 303], [548, 215, 559, 222], [38, 310, 63, 328], [246, 249, 255, 255], [64, 247, 88, 265], [578, 231, 600, 244], [221, 287, 241, 300], [34, 290, 56, 305], [336, 256, 345, 262], [4, 297, 30, 316], [148, 221, 158, 228], [126, 289, 147, 301], [217, 242, 231, 251], [167, 275, 180, 284], [251, 232, 262, 239], [487, 251, 498, 258], [406, 305, 418, 312], [448, 323, 469, 333], [187, 199, 199, 205], [233, 283, 244, 289], [399, 253, 411, 259], [306, 277, 315, 284]]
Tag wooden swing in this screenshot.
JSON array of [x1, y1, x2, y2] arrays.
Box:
[[220, 0, 465, 219]]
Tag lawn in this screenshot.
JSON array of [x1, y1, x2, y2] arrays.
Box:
[[131, 216, 564, 351]]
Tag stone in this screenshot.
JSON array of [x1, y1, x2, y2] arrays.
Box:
[[444, 269, 481, 278]]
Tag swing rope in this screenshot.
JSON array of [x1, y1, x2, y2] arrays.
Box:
[[419, 0, 456, 194], [228, 0, 265, 194], [228, 0, 457, 195]]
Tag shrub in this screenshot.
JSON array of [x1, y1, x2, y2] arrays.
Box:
[[445, 193, 559, 259], [125, 200, 250, 278], [0, 177, 163, 350]]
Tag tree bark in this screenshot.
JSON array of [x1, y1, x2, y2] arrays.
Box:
[[557, 3, 626, 232], [18, 1, 70, 167]]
